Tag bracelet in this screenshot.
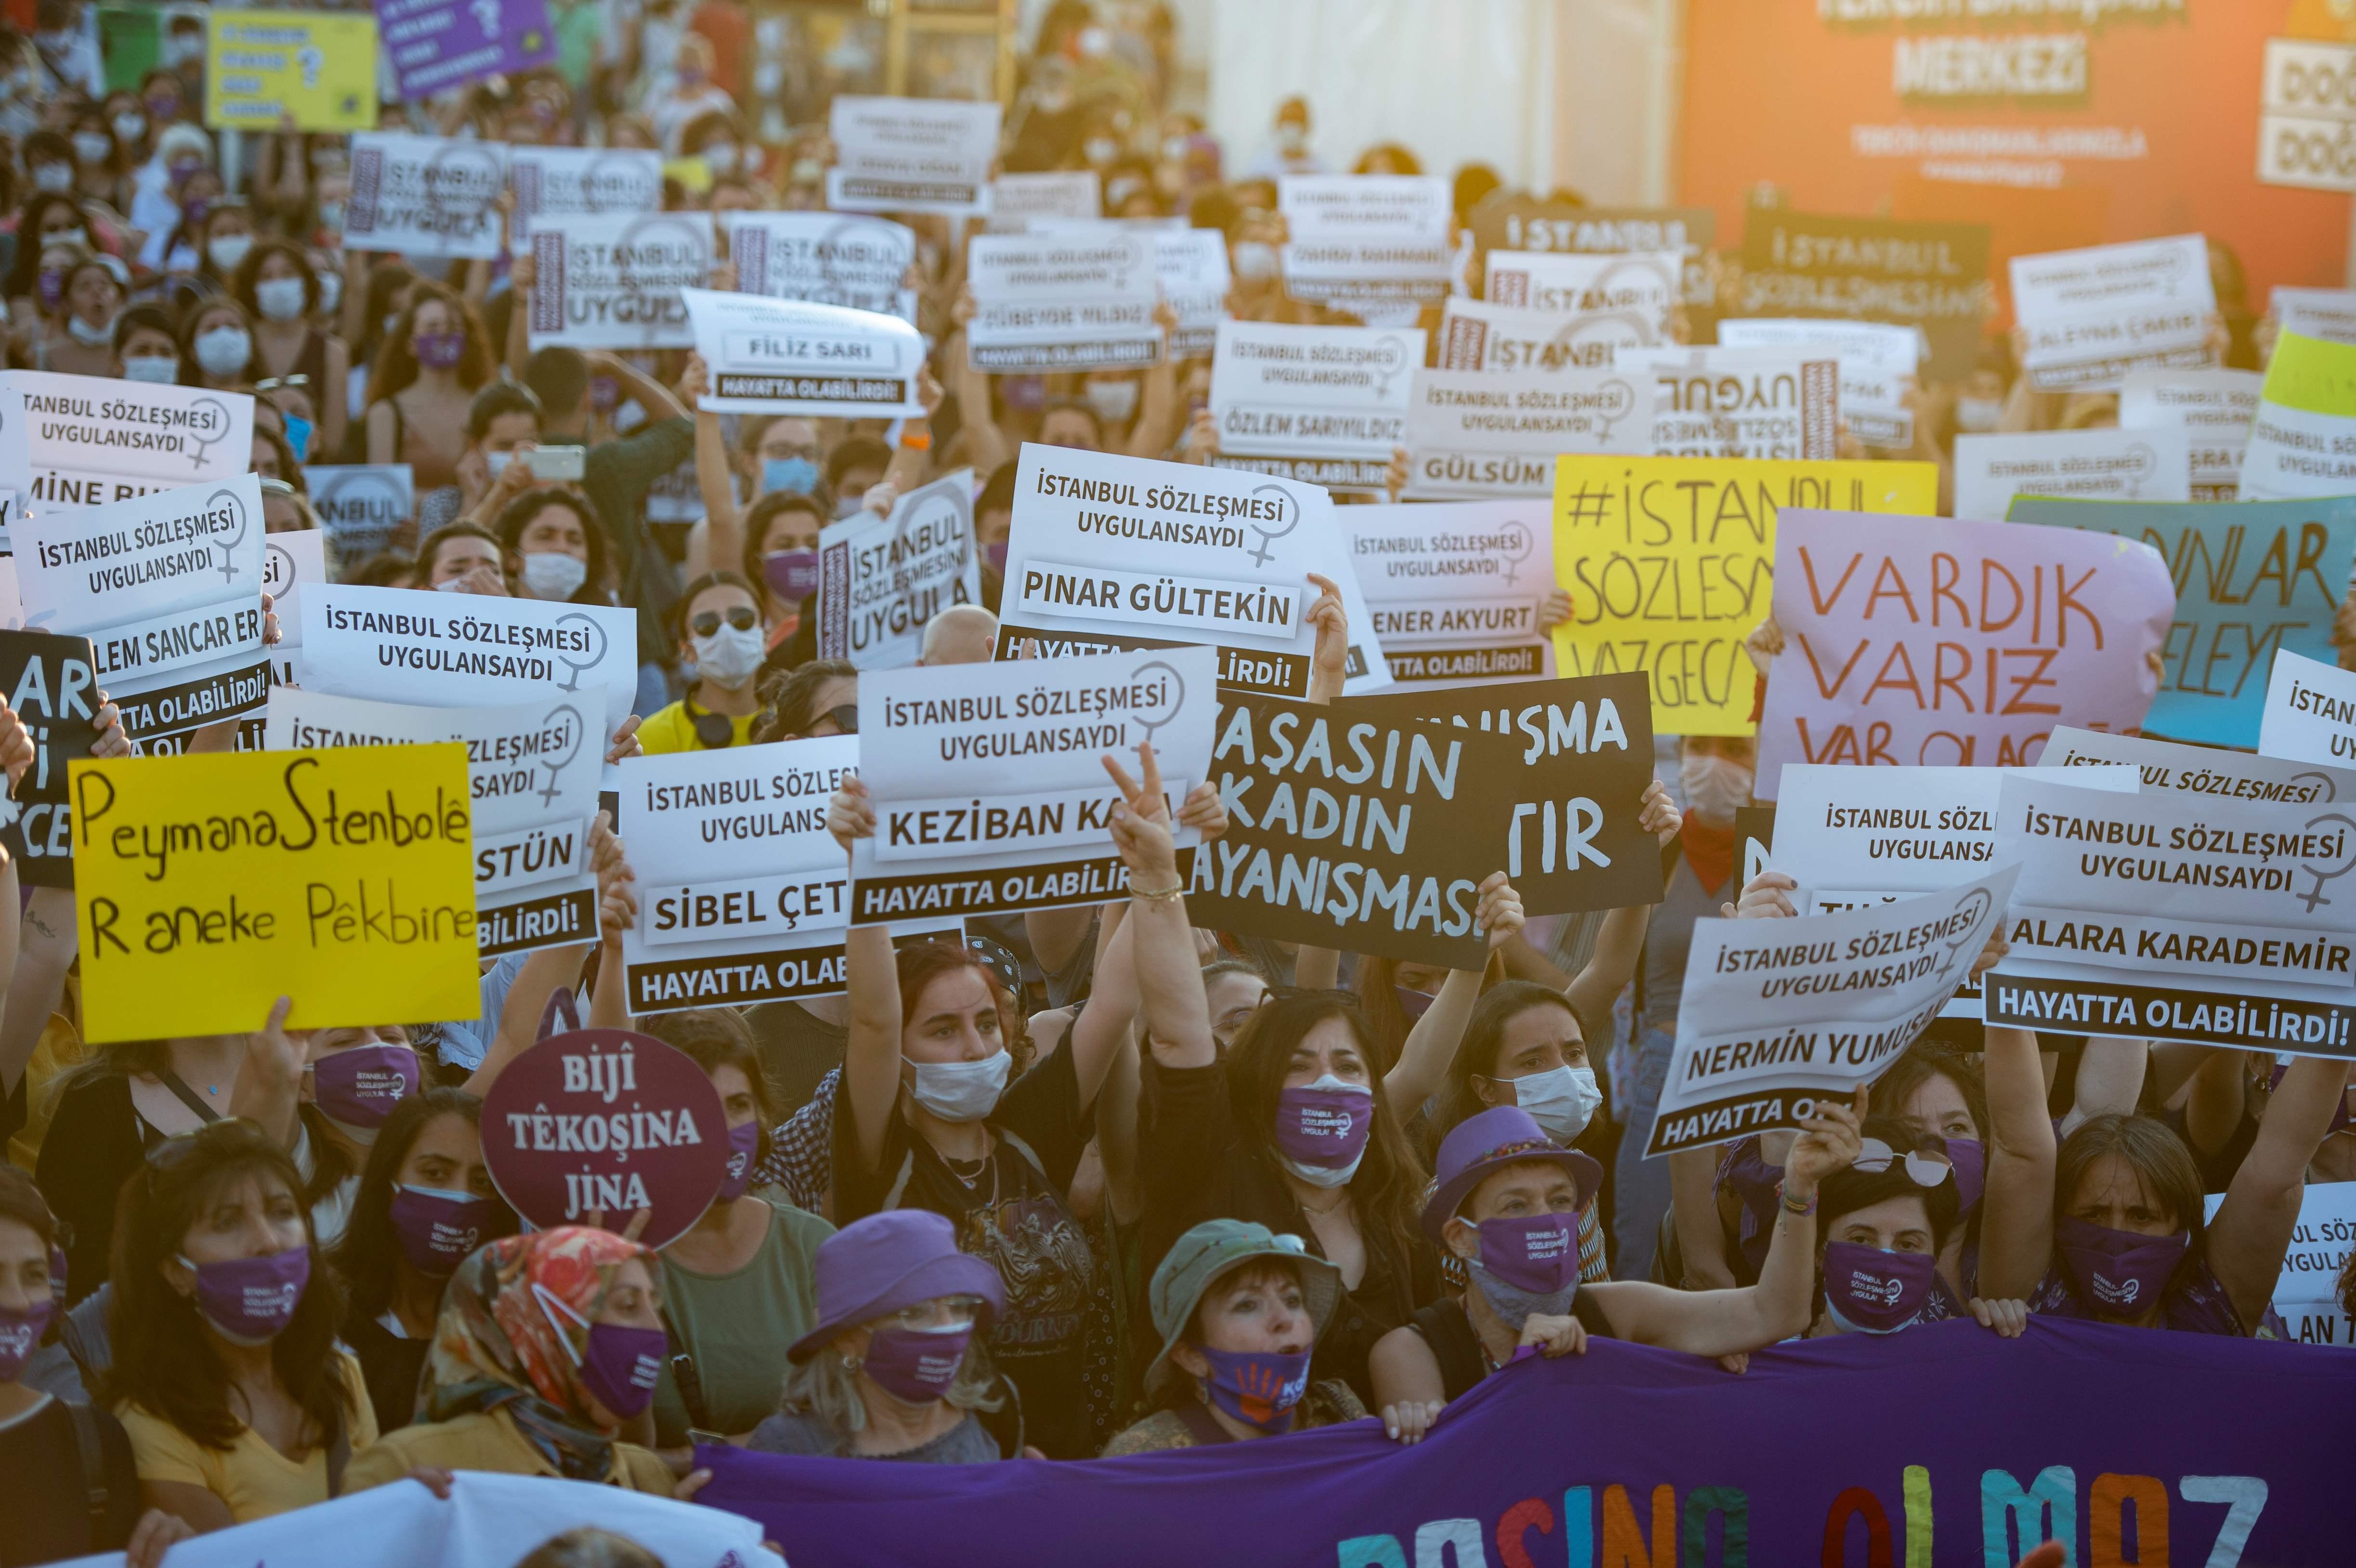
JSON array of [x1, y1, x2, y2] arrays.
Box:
[[1778, 1182, 1817, 1217], [899, 424, 932, 451], [1130, 883, 1186, 902]]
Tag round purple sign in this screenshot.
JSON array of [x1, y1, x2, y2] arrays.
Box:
[[482, 1028, 728, 1250]]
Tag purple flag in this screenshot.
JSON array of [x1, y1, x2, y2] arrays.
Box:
[[699, 1318, 2347, 1567], [377, 0, 558, 102]]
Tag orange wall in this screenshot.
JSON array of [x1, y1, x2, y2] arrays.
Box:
[[1679, 1, 2353, 319]]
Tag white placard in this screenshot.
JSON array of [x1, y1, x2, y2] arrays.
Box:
[[526, 211, 715, 351], [2274, 287, 2356, 346], [2119, 367, 2261, 502], [262, 527, 327, 687], [342, 131, 510, 260], [2209, 1180, 2356, 1315], [825, 95, 1000, 217], [1648, 868, 2017, 1157], [1, 370, 254, 514], [1401, 365, 1653, 500], [1278, 174, 1452, 307], [2009, 234, 2216, 393], [2051, 722, 2356, 805], [1618, 346, 1841, 460], [816, 469, 981, 669], [848, 644, 1217, 921], [1717, 318, 1923, 448], [682, 288, 928, 419], [721, 211, 917, 321], [0, 380, 25, 548], [1341, 499, 1556, 686], [508, 145, 664, 240], [987, 171, 1101, 232], [305, 463, 415, 567], [300, 583, 638, 738], [2261, 647, 2356, 769], [1153, 228, 1231, 358], [0, 558, 22, 630], [266, 687, 603, 956], [995, 443, 1389, 698], [19, 471, 267, 749], [1952, 429, 2194, 522], [1484, 249, 1677, 340], [965, 232, 1163, 373], [1208, 320, 1422, 493], [1437, 296, 1630, 374]]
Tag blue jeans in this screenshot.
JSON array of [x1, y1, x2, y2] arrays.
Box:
[[1612, 1022, 1675, 1280]]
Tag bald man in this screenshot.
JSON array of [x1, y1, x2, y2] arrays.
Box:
[[918, 603, 998, 666]]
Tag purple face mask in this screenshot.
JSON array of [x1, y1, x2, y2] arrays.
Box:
[[390, 1185, 495, 1277], [1821, 1242, 1936, 1333], [578, 1321, 666, 1419], [313, 1043, 419, 1131], [717, 1119, 761, 1202], [413, 330, 465, 370], [178, 1245, 310, 1344], [2055, 1217, 2188, 1314], [1272, 1077, 1373, 1178], [1394, 986, 1436, 1020], [1198, 1345, 1310, 1432], [984, 540, 1009, 572], [0, 1297, 53, 1380], [863, 1324, 972, 1405], [1944, 1137, 1986, 1218], [762, 549, 821, 602], [1476, 1212, 1579, 1294]]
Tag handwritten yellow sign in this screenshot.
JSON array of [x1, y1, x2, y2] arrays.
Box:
[[1551, 456, 1940, 736], [71, 746, 479, 1043], [204, 9, 380, 134]]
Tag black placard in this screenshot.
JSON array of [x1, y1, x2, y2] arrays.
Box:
[[0, 630, 101, 887], [1738, 202, 1992, 381]]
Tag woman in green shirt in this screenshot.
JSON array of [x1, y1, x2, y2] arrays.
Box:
[[647, 1010, 834, 1450]]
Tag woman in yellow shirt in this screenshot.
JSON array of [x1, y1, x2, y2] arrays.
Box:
[[344, 1226, 687, 1495], [637, 573, 768, 754], [112, 1119, 379, 1530]]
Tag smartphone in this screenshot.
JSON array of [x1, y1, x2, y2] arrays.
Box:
[[525, 445, 586, 482]]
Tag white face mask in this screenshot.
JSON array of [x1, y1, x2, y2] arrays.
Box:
[[1509, 1065, 1603, 1144], [520, 549, 587, 601], [1955, 395, 2003, 433], [908, 1051, 1010, 1123], [690, 622, 765, 690], [207, 234, 254, 272], [1083, 379, 1139, 425], [1679, 753, 1752, 823], [193, 325, 251, 377], [122, 353, 178, 383], [113, 112, 145, 144], [254, 275, 308, 322], [67, 309, 115, 346], [73, 132, 112, 166], [1232, 240, 1279, 283], [31, 163, 71, 191], [316, 269, 342, 313]]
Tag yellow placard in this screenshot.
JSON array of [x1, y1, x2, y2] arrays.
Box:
[[2259, 329, 2356, 420], [1551, 456, 1939, 736], [204, 10, 380, 134], [70, 746, 479, 1043]]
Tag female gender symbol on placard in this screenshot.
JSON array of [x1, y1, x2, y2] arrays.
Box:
[[1128, 659, 1187, 750], [551, 611, 605, 693], [2296, 810, 2356, 913], [207, 488, 248, 582], [1245, 484, 1298, 567], [1494, 522, 1534, 585], [536, 702, 586, 806]]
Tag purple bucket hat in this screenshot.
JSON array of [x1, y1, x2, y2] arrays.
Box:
[[1421, 1105, 1603, 1248], [787, 1210, 1007, 1362]]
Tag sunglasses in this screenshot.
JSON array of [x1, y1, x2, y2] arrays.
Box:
[[1852, 1137, 1951, 1187], [690, 606, 759, 637], [812, 704, 858, 735]]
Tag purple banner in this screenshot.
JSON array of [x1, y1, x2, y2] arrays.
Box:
[[698, 1318, 2348, 1567], [377, 0, 557, 101]]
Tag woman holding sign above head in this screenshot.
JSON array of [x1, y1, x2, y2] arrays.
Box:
[[639, 572, 768, 754]]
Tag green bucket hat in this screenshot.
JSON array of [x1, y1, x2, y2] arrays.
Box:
[[1145, 1219, 1342, 1390]]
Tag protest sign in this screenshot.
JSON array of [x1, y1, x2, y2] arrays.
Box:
[[1951, 429, 2193, 522], [19, 473, 269, 752], [965, 233, 1163, 372], [1435, 297, 1628, 375], [0, 561, 20, 629], [816, 469, 980, 669], [825, 96, 999, 217], [1985, 773, 2356, 1057], [1466, 197, 1718, 313], [342, 131, 510, 260], [481, 1028, 725, 1246], [508, 145, 663, 240], [2011, 235, 2216, 394], [1150, 228, 1230, 358], [1482, 249, 1678, 343], [994, 445, 1388, 698], [1183, 691, 1522, 968], [1340, 500, 1557, 685], [1337, 675, 1662, 921], [0, 630, 100, 887], [1401, 365, 1652, 501], [1736, 804, 1777, 888], [2239, 331, 2356, 503], [2211, 1180, 2356, 1331], [702, 1316, 2350, 1568], [300, 584, 638, 737], [2046, 723, 2356, 807], [377, 0, 553, 101], [262, 527, 327, 687], [986, 171, 1100, 232], [1716, 317, 1922, 448], [849, 645, 1217, 922], [2119, 367, 2261, 502], [1549, 455, 1939, 736], [0, 370, 254, 514], [526, 212, 713, 351], [1617, 346, 1841, 461], [1208, 321, 1422, 493], [1278, 174, 1453, 309], [2260, 646, 2356, 769], [681, 288, 928, 420], [722, 211, 917, 321], [2006, 496, 2356, 747], [266, 688, 602, 957], [0, 381, 26, 546], [203, 9, 378, 132], [2274, 287, 2356, 346], [1757, 509, 2172, 782], [1738, 204, 1991, 379], [305, 464, 414, 567], [69, 745, 479, 1042], [1649, 868, 2015, 1156]]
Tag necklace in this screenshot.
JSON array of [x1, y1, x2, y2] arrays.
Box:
[[1297, 1189, 1349, 1217]]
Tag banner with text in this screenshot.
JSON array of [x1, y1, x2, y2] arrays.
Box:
[[1341, 500, 1556, 686], [682, 288, 928, 420], [1401, 365, 1652, 501], [1953, 429, 2195, 523], [342, 131, 507, 259], [816, 469, 980, 669], [825, 97, 998, 217], [527, 212, 713, 351], [2011, 235, 2217, 394], [0, 370, 254, 515], [2119, 368, 2260, 503], [0, 630, 100, 886], [966, 232, 1163, 373], [722, 211, 916, 321], [508, 145, 662, 241], [1210, 321, 1421, 493]]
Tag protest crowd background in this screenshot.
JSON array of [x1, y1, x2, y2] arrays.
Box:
[[3, 1, 2356, 1565]]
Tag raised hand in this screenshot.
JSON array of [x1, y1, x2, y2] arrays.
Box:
[[1103, 743, 1181, 890], [1637, 778, 1680, 845], [827, 775, 876, 853], [1723, 870, 1797, 920], [1475, 871, 1523, 951], [1305, 571, 1348, 700], [1781, 1085, 1868, 1202], [1176, 779, 1229, 841]]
